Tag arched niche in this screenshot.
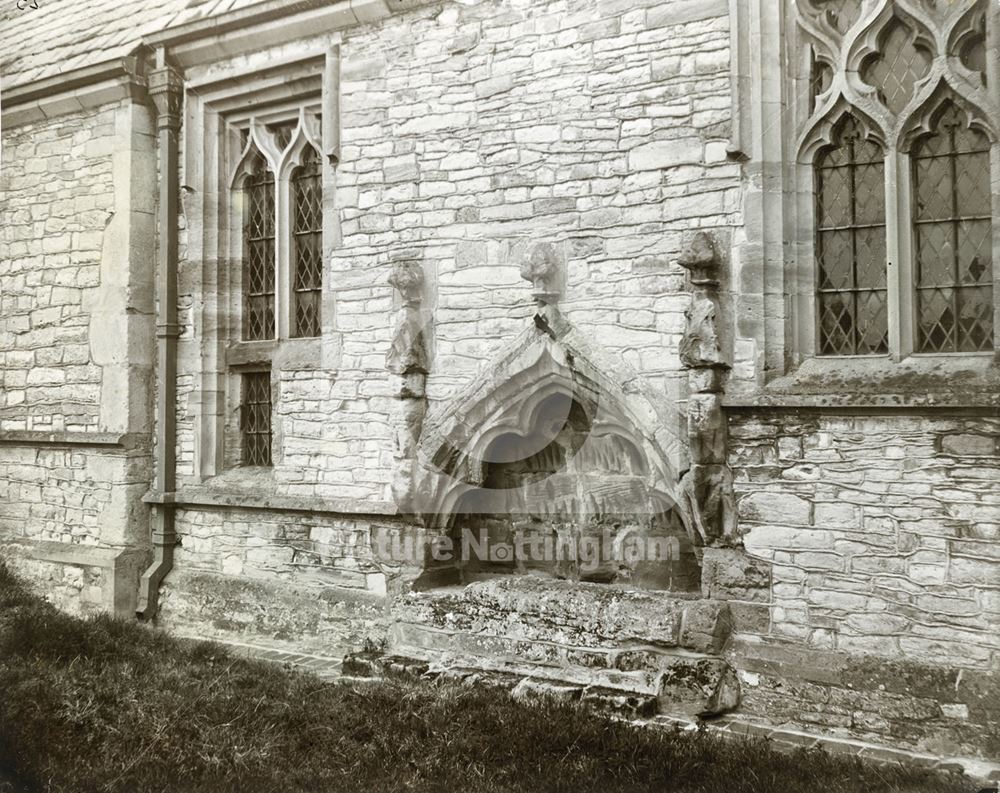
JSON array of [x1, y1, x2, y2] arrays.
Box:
[[412, 326, 698, 593]]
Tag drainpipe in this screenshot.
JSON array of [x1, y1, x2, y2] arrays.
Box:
[[137, 48, 183, 620]]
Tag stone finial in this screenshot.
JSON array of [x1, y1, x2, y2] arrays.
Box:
[[677, 231, 720, 286], [520, 242, 562, 306], [388, 259, 425, 306]]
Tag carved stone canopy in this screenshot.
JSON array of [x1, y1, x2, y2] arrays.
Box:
[[677, 231, 720, 286]]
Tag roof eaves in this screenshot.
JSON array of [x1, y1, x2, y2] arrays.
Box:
[[2, 52, 144, 107], [144, 0, 330, 48]]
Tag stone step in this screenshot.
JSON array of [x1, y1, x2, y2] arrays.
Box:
[[381, 576, 742, 717]]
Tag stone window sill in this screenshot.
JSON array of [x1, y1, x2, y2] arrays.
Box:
[[226, 337, 322, 371], [725, 354, 1000, 410]]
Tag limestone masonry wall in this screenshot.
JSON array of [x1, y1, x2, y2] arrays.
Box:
[[173, 0, 737, 501], [2, 102, 115, 432], [0, 95, 156, 613], [158, 507, 400, 655], [727, 412, 1000, 756], [0, 444, 150, 547], [730, 412, 1000, 671]]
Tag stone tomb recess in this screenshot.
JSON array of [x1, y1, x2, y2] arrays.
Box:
[[364, 235, 746, 718]]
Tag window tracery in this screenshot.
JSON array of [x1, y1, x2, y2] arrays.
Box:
[[795, 0, 997, 358]]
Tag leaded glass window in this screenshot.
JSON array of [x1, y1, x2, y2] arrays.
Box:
[[241, 371, 272, 467], [242, 149, 275, 341], [860, 16, 932, 116], [815, 115, 888, 355], [912, 102, 994, 353], [291, 146, 322, 338], [797, 0, 996, 359]]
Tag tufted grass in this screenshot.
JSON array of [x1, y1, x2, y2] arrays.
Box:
[[0, 560, 975, 793]]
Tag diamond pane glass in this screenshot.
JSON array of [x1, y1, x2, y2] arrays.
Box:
[[918, 288, 957, 352], [912, 100, 994, 352], [957, 287, 994, 351], [913, 155, 951, 220], [819, 293, 856, 355], [854, 162, 885, 225], [242, 149, 275, 341], [916, 223, 954, 286], [857, 290, 889, 353], [955, 153, 991, 217], [814, 114, 888, 355], [817, 166, 851, 228], [856, 226, 887, 289], [958, 220, 991, 284], [241, 372, 272, 467], [861, 17, 932, 115], [818, 230, 853, 290], [292, 146, 322, 338]]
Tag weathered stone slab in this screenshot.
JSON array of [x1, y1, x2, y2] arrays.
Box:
[[394, 577, 731, 652]]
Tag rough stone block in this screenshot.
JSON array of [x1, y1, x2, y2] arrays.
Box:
[[737, 492, 811, 526], [701, 548, 771, 603], [512, 677, 582, 702]]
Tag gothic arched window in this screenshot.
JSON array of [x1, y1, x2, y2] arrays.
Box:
[[229, 112, 324, 469], [912, 102, 993, 352], [815, 115, 888, 355], [291, 146, 322, 338], [796, 0, 996, 359], [242, 147, 276, 342]]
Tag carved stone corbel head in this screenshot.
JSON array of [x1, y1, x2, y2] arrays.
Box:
[[388, 259, 425, 308], [520, 241, 563, 306]]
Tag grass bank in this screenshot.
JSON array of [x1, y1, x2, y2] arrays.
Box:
[[0, 560, 974, 793]]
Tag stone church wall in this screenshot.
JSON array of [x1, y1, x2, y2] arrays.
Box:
[[171, 0, 737, 501], [162, 0, 741, 655], [728, 412, 1000, 758], [157, 507, 402, 655], [0, 96, 156, 615]]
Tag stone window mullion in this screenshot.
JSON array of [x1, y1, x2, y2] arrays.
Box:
[[275, 159, 293, 341], [892, 148, 917, 359]]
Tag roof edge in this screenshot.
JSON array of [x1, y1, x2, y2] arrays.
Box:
[[2, 54, 144, 108], [144, 0, 331, 48]]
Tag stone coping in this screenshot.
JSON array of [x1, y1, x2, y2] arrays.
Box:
[[0, 430, 148, 450], [724, 396, 1000, 412], [146, 0, 439, 71]]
